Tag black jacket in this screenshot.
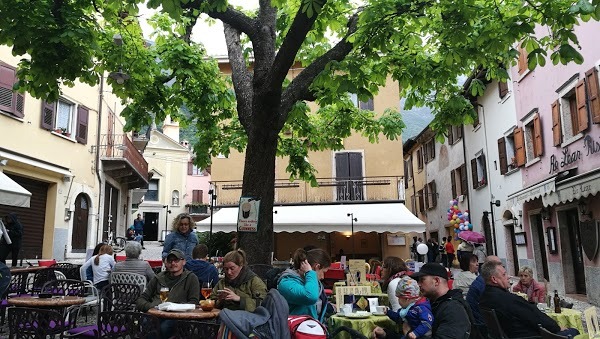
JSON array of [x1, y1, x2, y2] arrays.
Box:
[[479, 285, 559, 337], [431, 289, 473, 339]]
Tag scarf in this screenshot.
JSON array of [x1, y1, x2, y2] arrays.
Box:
[[398, 301, 416, 320], [226, 266, 257, 288], [383, 270, 408, 290]]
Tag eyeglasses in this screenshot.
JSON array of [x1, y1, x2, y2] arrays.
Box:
[[167, 258, 182, 263]]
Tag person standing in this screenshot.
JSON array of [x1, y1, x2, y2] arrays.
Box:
[[0, 213, 23, 267], [162, 213, 198, 261], [133, 213, 145, 249], [440, 237, 448, 267], [445, 239, 455, 268]]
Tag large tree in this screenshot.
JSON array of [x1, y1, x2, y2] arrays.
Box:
[[0, 0, 596, 263]]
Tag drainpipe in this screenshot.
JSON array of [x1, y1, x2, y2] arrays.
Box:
[[95, 74, 104, 246]]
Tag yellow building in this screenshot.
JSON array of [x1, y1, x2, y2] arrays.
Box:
[[0, 46, 148, 262], [204, 60, 423, 262]]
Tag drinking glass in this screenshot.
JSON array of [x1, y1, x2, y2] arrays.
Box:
[[201, 282, 212, 299], [160, 287, 169, 302]]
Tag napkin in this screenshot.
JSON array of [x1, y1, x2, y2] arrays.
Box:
[[157, 302, 196, 312]]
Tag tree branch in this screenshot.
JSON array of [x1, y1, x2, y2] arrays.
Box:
[[252, 0, 277, 84], [224, 23, 253, 130], [269, 0, 328, 89], [278, 12, 360, 128], [184, 0, 258, 39]]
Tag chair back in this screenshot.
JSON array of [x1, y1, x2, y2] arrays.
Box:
[[5, 271, 28, 297], [29, 268, 56, 294], [175, 320, 221, 338], [110, 272, 146, 291], [539, 325, 572, 339], [97, 310, 159, 338], [584, 306, 600, 338], [8, 307, 65, 338], [481, 308, 509, 339], [101, 283, 142, 311], [50, 262, 82, 280], [41, 279, 87, 296]]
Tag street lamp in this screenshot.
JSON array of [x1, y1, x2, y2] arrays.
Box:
[[163, 205, 171, 241], [488, 199, 500, 255], [347, 213, 357, 259], [208, 185, 217, 242]]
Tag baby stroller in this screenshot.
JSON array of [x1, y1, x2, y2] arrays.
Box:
[[218, 289, 368, 339]]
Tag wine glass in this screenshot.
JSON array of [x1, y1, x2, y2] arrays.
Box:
[[201, 282, 212, 299], [160, 287, 169, 303]]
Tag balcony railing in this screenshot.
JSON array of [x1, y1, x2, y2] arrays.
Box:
[[98, 134, 149, 188], [211, 176, 405, 206]]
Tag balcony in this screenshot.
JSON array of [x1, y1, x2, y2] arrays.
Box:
[[98, 134, 149, 189], [211, 176, 405, 206], [131, 128, 150, 151]]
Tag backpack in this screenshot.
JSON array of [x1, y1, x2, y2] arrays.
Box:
[[288, 315, 327, 339]]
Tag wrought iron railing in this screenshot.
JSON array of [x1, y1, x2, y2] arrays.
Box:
[[98, 134, 148, 183]]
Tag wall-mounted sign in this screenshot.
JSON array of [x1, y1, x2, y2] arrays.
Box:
[[237, 197, 260, 232], [548, 135, 600, 174], [514, 232, 527, 246]]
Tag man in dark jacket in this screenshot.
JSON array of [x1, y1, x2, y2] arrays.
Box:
[[0, 213, 23, 266], [479, 261, 578, 338], [466, 255, 501, 339], [186, 244, 219, 297]]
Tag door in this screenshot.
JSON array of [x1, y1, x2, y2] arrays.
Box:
[[566, 209, 586, 293], [144, 212, 159, 241], [71, 194, 89, 252], [534, 214, 549, 281], [335, 152, 364, 201], [508, 226, 519, 275], [103, 183, 120, 239]]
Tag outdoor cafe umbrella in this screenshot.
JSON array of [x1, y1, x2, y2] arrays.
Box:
[[458, 230, 486, 244]]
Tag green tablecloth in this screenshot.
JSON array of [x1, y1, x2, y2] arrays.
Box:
[[546, 309, 584, 334], [329, 314, 398, 339]]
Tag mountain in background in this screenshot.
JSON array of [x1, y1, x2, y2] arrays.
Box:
[[401, 99, 433, 141]]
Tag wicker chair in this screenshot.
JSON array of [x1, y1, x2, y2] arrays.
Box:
[[101, 283, 142, 312], [175, 319, 221, 339], [41, 279, 87, 296], [8, 307, 65, 338], [50, 262, 82, 280], [110, 272, 146, 292], [96, 311, 159, 338], [28, 268, 56, 295]]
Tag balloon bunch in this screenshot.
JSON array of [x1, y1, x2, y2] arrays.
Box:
[[447, 199, 472, 238]]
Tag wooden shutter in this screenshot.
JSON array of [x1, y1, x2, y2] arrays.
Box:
[[188, 162, 193, 175], [481, 154, 487, 184], [409, 156, 414, 178], [518, 46, 527, 75], [0, 64, 15, 113], [472, 102, 480, 127], [418, 190, 424, 213], [417, 149, 423, 170], [471, 158, 478, 189], [429, 140, 435, 160], [586, 67, 600, 123], [448, 128, 454, 145], [498, 137, 508, 175], [533, 114, 543, 157], [76, 106, 89, 144], [431, 181, 437, 207], [575, 79, 588, 134], [423, 184, 429, 210], [514, 127, 526, 166], [192, 190, 203, 203], [460, 164, 468, 196], [551, 100, 561, 146], [423, 145, 428, 163], [40, 101, 55, 130], [498, 81, 509, 98], [451, 169, 457, 198], [335, 153, 350, 179], [457, 126, 463, 140], [404, 160, 409, 188]]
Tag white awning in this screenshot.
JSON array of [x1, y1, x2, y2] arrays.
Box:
[[196, 202, 425, 233], [507, 176, 557, 207], [0, 171, 31, 208], [543, 170, 600, 207]]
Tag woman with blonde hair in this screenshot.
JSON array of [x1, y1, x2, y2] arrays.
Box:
[[210, 249, 267, 311], [162, 213, 198, 261], [512, 266, 546, 303], [81, 244, 115, 290]]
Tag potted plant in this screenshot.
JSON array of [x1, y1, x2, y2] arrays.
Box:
[[185, 202, 209, 214]]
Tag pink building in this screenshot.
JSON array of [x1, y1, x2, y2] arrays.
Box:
[[186, 155, 212, 222]]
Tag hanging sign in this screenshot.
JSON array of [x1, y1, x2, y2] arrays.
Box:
[[237, 197, 260, 232]]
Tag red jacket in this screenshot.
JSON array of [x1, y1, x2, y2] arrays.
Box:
[[512, 279, 546, 303], [445, 241, 455, 254]]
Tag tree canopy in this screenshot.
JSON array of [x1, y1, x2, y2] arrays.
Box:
[[1, 0, 597, 262]]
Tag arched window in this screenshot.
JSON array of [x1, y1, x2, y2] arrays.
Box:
[[172, 190, 180, 206]]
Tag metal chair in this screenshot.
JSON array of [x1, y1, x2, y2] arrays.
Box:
[[481, 308, 540, 339], [110, 272, 146, 292], [539, 325, 573, 339], [50, 262, 82, 280], [101, 282, 142, 312], [41, 279, 87, 296], [176, 319, 221, 339], [96, 310, 159, 338], [8, 307, 65, 338], [27, 268, 56, 295]]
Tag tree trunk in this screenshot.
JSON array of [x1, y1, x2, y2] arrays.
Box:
[[238, 124, 278, 264]]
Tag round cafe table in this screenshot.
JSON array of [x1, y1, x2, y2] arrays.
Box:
[[329, 314, 398, 339], [9, 266, 48, 274], [147, 306, 220, 320], [546, 309, 585, 334], [7, 296, 85, 308]]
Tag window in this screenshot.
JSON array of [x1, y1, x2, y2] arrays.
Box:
[[517, 46, 528, 75], [335, 152, 364, 201], [404, 156, 414, 188], [585, 67, 600, 123], [417, 189, 425, 213], [450, 164, 468, 198], [349, 93, 375, 111], [416, 149, 423, 171], [424, 139, 435, 163], [144, 179, 159, 201], [448, 125, 462, 145], [472, 102, 480, 127], [40, 99, 89, 144], [424, 180, 437, 209], [552, 76, 588, 146], [471, 152, 488, 189], [172, 190, 180, 206], [192, 190, 203, 204], [187, 162, 205, 176], [520, 112, 543, 162], [498, 81, 509, 99], [498, 132, 518, 175], [0, 62, 25, 118]]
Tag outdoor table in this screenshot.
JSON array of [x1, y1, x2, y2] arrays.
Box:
[[9, 266, 48, 274], [147, 305, 220, 320], [329, 314, 398, 339], [546, 308, 585, 334], [8, 295, 85, 308]]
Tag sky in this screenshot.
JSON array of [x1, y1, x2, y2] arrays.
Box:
[[137, 1, 258, 57]]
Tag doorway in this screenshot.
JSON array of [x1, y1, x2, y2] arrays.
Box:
[[532, 214, 549, 281], [144, 212, 159, 241], [71, 194, 89, 252], [507, 226, 519, 276], [565, 209, 586, 294], [103, 183, 119, 239]]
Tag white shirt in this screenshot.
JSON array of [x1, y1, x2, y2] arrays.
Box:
[[81, 254, 115, 285], [387, 277, 401, 312]]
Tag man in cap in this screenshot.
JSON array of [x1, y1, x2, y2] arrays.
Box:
[[136, 249, 200, 337]]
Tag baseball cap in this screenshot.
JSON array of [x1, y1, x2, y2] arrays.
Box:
[[410, 263, 448, 281], [396, 276, 421, 299], [167, 249, 185, 260]]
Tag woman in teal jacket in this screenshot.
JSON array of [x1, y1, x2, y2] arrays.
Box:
[[277, 247, 332, 322]]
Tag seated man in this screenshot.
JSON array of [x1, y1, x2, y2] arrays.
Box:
[[136, 249, 200, 338], [112, 241, 155, 283], [479, 261, 578, 338], [186, 244, 219, 298]]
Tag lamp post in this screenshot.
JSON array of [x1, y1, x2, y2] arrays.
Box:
[[488, 200, 500, 255], [208, 186, 217, 242], [163, 205, 171, 241], [347, 213, 357, 259]]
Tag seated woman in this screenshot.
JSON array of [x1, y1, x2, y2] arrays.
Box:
[[512, 266, 546, 303], [381, 256, 409, 312], [210, 249, 267, 311], [277, 248, 332, 322], [81, 244, 115, 290], [453, 253, 478, 294], [112, 241, 155, 283]]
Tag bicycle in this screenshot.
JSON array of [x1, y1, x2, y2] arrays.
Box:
[[105, 227, 127, 253]]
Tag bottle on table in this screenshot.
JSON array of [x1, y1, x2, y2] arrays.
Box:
[[553, 290, 561, 313]]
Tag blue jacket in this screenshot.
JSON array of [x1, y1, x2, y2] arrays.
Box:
[[186, 259, 220, 291], [277, 269, 327, 322], [162, 231, 198, 261], [404, 297, 433, 338], [465, 275, 485, 326]]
